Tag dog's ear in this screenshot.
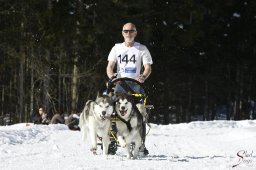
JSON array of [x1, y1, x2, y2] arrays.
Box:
[[96, 91, 102, 101], [108, 91, 113, 98], [97, 91, 102, 97]]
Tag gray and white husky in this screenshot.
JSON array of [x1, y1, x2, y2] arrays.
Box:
[[79, 94, 113, 158], [115, 93, 146, 159]]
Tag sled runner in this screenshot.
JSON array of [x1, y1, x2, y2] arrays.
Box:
[[98, 77, 153, 156]]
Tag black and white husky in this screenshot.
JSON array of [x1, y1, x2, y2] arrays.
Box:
[[115, 93, 146, 159], [79, 94, 113, 158]]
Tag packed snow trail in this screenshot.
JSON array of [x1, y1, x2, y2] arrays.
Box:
[[1, 121, 256, 170]]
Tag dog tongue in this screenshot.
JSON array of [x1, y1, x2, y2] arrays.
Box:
[[121, 110, 127, 116], [104, 115, 111, 119]]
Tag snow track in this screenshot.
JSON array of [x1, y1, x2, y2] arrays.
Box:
[[1, 121, 256, 170]]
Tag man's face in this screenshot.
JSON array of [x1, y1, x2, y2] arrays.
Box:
[[39, 108, 43, 115], [122, 24, 137, 43]]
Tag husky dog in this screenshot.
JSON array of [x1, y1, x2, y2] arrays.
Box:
[[79, 94, 113, 158], [115, 93, 145, 159]]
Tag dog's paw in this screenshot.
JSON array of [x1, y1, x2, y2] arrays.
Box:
[[103, 154, 108, 159], [132, 154, 138, 160], [117, 136, 126, 148], [119, 141, 126, 148], [127, 154, 132, 159], [90, 148, 97, 155]]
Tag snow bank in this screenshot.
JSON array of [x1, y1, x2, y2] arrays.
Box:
[[0, 121, 256, 170], [0, 124, 68, 145]]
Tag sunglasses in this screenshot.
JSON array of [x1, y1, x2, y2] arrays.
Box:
[[122, 30, 136, 33]]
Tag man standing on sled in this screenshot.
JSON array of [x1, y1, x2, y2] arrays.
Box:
[[106, 22, 153, 155], [107, 22, 152, 92]]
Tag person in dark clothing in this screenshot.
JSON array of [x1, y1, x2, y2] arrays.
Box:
[[39, 108, 50, 125], [50, 111, 64, 124], [32, 111, 42, 124], [33, 107, 50, 125], [65, 113, 80, 131]]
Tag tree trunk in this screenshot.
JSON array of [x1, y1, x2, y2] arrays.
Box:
[[204, 80, 210, 120], [44, 50, 50, 115], [187, 76, 192, 122], [29, 47, 34, 122], [18, 51, 25, 122], [58, 39, 65, 112], [239, 65, 244, 119], [63, 78, 69, 113], [58, 67, 62, 112], [71, 56, 78, 114], [1, 86, 4, 117], [70, 0, 82, 114], [226, 63, 232, 120]]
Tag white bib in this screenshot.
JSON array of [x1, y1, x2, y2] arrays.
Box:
[[115, 43, 141, 79]]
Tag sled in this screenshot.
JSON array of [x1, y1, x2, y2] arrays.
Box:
[[98, 77, 154, 155]]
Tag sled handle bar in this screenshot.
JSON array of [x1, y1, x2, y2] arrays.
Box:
[[107, 77, 148, 96]]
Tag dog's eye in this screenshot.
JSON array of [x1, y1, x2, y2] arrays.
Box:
[[106, 105, 109, 108], [125, 102, 128, 104]]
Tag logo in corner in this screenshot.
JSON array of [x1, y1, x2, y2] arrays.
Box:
[[232, 150, 254, 168]]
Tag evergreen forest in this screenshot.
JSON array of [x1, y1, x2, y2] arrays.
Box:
[[1, 0, 256, 124]]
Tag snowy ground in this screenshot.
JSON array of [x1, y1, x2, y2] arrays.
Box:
[[1, 120, 256, 170]]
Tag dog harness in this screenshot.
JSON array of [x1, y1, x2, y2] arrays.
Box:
[[115, 112, 133, 132]]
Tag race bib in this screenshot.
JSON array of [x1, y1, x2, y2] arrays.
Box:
[[116, 43, 141, 79]]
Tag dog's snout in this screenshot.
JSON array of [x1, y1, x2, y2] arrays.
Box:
[[121, 106, 125, 110], [102, 111, 106, 115]]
